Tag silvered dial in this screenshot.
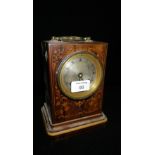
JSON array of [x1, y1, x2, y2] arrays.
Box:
[[57, 52, 103, 100], [63, 57, 96, 89]]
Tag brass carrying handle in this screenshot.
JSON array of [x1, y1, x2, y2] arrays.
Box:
[[51, 36, 91, 41]]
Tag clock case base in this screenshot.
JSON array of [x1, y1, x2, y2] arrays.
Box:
[[41, 103, 107, 137]]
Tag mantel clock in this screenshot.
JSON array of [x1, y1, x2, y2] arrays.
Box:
[[41, 36, 108, 137]]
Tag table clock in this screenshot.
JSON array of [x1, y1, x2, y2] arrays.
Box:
[[41, 36, 108, 137]]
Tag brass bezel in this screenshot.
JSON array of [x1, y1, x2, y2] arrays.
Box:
[[57, 51, 103, 100]]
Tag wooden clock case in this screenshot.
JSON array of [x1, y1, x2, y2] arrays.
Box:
[[41, 37, 108, 137]]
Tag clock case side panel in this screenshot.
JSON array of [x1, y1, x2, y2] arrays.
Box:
[[41, 41, 54, 123]]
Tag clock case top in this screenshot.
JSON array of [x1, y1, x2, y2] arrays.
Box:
[[41, 38, 108, 125]]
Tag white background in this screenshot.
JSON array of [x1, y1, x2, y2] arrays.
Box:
[[122, 0, 155, 154], [0, 0, 155, 155], [0, 1, 33, 155]]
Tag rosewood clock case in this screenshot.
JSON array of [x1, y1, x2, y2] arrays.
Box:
[[41, 36, 108, 137]]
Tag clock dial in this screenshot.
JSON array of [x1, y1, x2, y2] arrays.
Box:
[[57, 52, 103, 99], [63, 57, 96, 89]]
